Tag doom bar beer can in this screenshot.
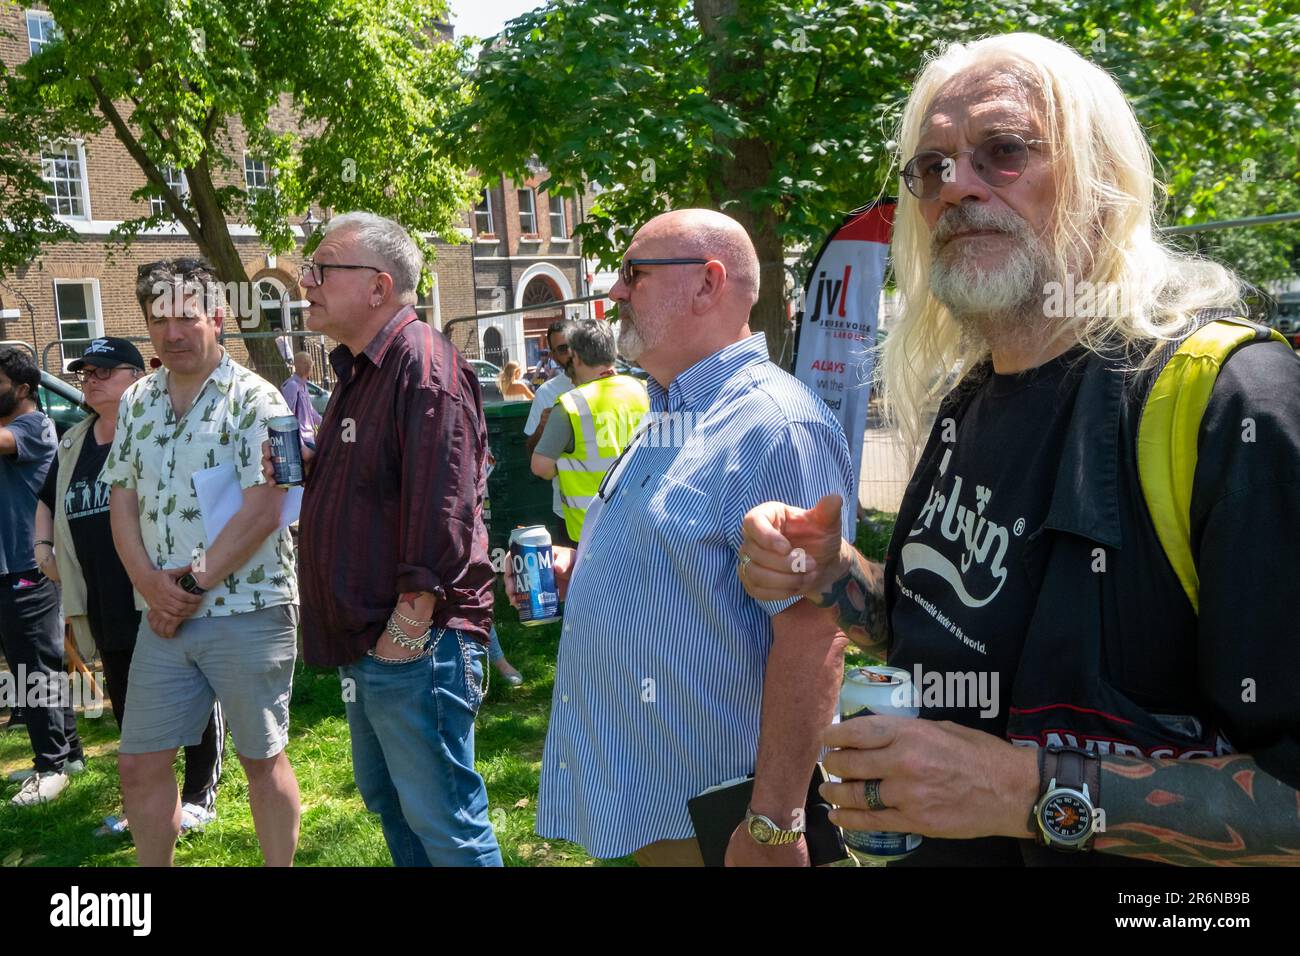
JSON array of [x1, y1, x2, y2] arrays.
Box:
[[268, 416, 304, 487], [509, 525, 562, 626], [838, 665, 922, 864]]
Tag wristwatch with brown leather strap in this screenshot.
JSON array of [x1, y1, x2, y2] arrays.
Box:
[[1031, 745, 1101, 851]]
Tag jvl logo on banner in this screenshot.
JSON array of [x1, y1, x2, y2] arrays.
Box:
[[792, 200, 896, 537]]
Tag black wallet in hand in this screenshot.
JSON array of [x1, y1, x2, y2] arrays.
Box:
[[686, 764, 847, 867]]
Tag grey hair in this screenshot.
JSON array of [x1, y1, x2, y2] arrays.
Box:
[[567, 318, 617, 367], [322, 211, 423, 304]]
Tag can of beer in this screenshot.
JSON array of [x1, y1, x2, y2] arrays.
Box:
[[837, 665, 922, 864], [267, 416, 304, 487], [508, 525, 562, 626]]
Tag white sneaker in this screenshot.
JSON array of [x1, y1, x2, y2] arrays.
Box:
[[180, 803, 216, 833], [10, 771, 70, 806]]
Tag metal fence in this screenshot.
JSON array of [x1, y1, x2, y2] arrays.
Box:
[[442, 294, 605, 367]]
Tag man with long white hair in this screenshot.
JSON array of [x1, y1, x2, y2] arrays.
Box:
[[738, 33, 1300, 866]]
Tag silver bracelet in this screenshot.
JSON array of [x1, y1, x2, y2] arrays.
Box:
[[385, 615, 430, 651], [392, 607, 433, 630]]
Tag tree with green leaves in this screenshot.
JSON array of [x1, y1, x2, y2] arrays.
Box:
[[1, 0, 477, 378], [456, 0, 1299, 360]]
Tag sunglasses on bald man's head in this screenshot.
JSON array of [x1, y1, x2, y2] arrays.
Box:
[[901, 133, 1046, 201], [619, 257, 709, 287]]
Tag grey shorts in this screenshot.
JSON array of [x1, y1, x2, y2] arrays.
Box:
[[119, 604, 299, 760]]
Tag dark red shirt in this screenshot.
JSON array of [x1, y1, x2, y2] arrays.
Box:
[[299, 306, 494, 666]]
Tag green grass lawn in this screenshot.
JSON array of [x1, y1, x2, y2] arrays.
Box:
[[1, 514, 896, 867], [0, 604, 626, 867]]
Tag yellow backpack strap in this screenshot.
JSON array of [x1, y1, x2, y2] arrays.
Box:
[[1137, 317, 1289, 613]]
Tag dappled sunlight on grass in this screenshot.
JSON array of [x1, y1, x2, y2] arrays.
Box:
[[0, 602, 620, 866]]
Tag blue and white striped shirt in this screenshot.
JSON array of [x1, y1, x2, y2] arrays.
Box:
[[535, 333, 856, 858]]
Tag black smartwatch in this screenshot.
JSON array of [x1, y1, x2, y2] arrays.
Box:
[[177, 572, 208, 596], [1031, 745, 1100, 851]]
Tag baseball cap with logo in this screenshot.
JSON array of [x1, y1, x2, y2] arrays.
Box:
[[67, 337, 146, 373]]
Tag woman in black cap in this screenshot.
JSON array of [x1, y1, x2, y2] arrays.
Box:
[[32, 337, 226, 835]]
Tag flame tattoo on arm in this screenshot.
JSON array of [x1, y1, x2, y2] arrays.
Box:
[[1096, 754, 1300, 866], [810, 551, 888, 659]]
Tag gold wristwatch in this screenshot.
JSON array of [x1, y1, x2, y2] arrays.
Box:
[[745, 807, 805, 846]]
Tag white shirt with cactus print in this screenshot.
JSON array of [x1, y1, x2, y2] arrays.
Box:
[[101, 349, 299, 617]]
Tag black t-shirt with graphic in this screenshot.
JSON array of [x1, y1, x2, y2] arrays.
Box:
[[39, 433, 141, 651], [887, 346, 1088, 866]]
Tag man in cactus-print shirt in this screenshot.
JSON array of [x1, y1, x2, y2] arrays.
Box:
[[103, 348, 298, 615], [105, 258, 301, 867]]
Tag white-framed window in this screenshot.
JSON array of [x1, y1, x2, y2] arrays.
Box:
[[548, 194, 568, 239], [474, 190, 494, 236], [53, 280, 104, 372], [40, 141, 90, 219], [244, 154, 270, 194], [517, 188, 537, 234], [415, 279, 441, 327], [26, 10, 58, 56], [150, 164, 188, 217]]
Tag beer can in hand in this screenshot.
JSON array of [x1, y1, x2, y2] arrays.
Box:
[[837, 665, 922, 864], [509, 525, 562, 626], [268, 416, 304, 487]]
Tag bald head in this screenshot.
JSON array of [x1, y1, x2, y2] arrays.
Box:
[[612, 208, 764, 386], [636, 209, 760, 307]]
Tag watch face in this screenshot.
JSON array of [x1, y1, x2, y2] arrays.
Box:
[[748, 817, 774, 844], [1040, 791, 1092, 843]]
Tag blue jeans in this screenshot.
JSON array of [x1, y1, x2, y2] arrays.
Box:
[[488, 626, 503, 665], [340, 628, 502, 867]]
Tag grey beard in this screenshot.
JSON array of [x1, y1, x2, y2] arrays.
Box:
[[930, 239, 1057, 354], [616, 317, 645, 362]]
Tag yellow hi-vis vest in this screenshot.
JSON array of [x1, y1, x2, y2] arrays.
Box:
[[556, 373, 649, 541]]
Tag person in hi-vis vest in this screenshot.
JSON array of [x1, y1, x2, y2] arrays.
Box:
[[531, 319, 648, 541]]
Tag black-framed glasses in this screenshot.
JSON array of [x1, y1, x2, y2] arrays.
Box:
[[901, 133, 1046, 201], [552, 343, 571, 355], [75, 365, 134, 384], [299, 258, 383, 286], [619, 257, 709, 287]]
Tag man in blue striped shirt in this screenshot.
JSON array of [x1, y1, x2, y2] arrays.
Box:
[[520, 209, 856, 865]]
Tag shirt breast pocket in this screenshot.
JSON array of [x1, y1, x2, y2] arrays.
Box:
[[647, 477, 716, 555]]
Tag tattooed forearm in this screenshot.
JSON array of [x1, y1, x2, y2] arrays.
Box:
[[807, 546, 888, 657], [1096, 754, 1300, 866]]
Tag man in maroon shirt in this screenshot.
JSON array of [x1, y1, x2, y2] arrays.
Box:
[[298, 211, 501, 866]]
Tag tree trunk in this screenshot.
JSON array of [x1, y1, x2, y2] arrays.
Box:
[[694, 0, 792, 367], [184, 156, 285, 382]]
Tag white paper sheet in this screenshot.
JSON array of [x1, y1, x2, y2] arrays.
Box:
[[192, 462, 302, 543]]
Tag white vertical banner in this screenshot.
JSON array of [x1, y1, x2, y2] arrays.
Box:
[[792, 200, 895, 538]]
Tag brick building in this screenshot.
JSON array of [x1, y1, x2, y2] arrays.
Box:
[[0, 4, 592, 387]]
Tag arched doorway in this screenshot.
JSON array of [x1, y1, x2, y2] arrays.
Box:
[[483, 326, 505, 368], [255, 277, 294, 367], [519, 275, 563, 369]]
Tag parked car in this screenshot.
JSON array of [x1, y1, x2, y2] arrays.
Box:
[[614, 359, 650, 382], [304, 379, 331, 417], [38, 371, 88, 437], [1273, 292, 1300, 349], [471, 359, 504, 402]]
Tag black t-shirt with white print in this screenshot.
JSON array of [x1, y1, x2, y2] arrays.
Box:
[[887, 346, 1088, 866], [39, 432, 141, 651]]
